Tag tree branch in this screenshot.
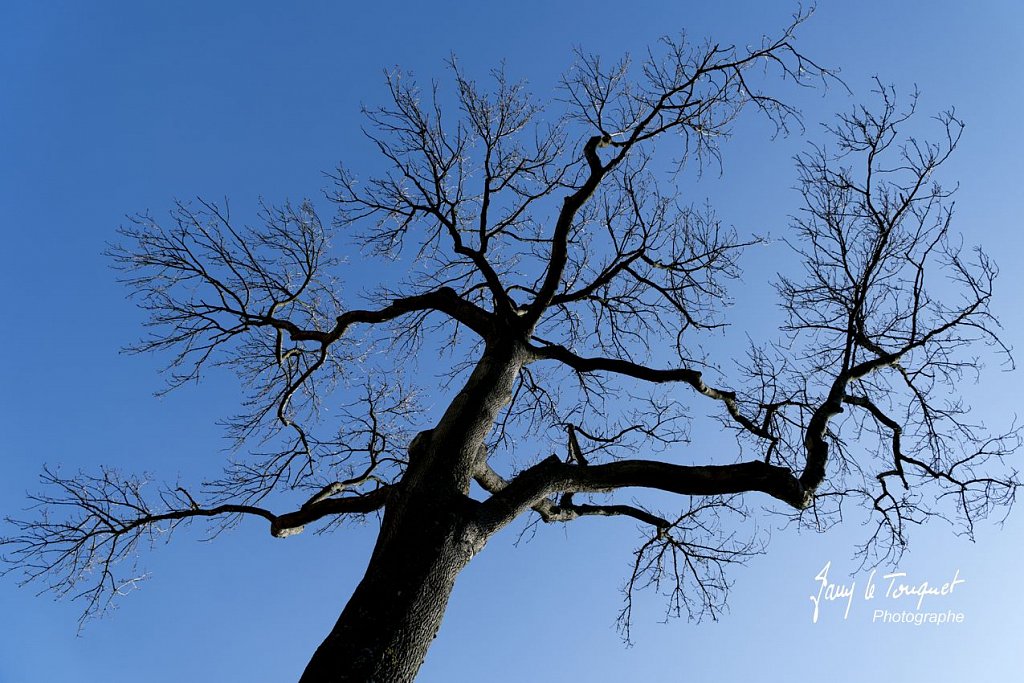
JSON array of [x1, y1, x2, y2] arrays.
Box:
[[527, 342, 774, 440], [475, 456, 806, 532], [1, 468, 391, 622]]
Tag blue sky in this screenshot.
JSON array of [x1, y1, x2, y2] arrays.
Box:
[[2, 2, 1022, 681]]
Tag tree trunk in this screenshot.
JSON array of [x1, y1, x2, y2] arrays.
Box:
[[298, 494, 484, 683], [300, 341, 525, 682]]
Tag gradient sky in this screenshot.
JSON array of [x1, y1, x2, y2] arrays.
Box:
[[2, 2, 1023, 681]]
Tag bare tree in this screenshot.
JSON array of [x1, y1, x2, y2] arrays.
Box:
[[3, 12, 1018, 682]]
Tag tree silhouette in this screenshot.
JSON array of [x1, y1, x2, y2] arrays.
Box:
[[3, 11, 1018, 682]]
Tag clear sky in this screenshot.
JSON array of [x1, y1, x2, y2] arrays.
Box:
[[2, 2, 1023, 681]]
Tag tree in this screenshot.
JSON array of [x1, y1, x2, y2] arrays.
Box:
[[2, 11, 1019, 682]]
